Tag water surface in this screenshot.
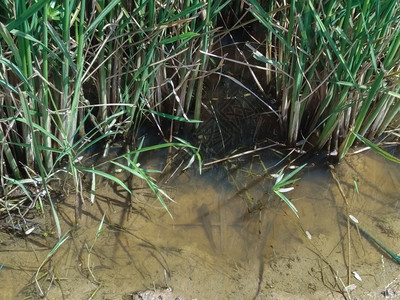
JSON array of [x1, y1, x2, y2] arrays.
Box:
[[1, 149, 400, 299]]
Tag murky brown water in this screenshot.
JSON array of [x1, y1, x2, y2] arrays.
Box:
[[1, 149, 400, 299]]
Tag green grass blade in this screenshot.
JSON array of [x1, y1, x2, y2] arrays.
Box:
[[338, 72, 385, 159], [3, 176, 34, 202], [247, 0, 293, 51], [111, 160, 173, 218], [147, 110, 202, 123], [45, 22, 77, 72], [5, 0, 49, 32], [276, 164, 307, 187], [0, 57, 33, 90], [274, 190, 298, 218], [353, 133, 400, 164], [307, 0, 355, 85], [0, 23, 22, 66], [158, 32, 199, 45], [84, 0, 121, 41], [78, 167, 132, 194], [35, 229, 70, 295]]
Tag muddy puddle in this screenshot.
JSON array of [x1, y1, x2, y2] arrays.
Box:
[[1, 148, 400, 299]]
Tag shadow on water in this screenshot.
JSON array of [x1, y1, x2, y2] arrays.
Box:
[[1, 148, 400, 299]]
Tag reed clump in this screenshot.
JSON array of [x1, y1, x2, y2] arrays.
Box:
[[245, 0, 400, 159], [0, 1, 399, 229]]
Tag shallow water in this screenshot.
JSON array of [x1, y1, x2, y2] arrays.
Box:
[[1, 149, 400, 299]]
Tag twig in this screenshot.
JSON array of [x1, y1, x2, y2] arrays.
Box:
[[204, 143, 281, 167], [329, 165, 351, 286]]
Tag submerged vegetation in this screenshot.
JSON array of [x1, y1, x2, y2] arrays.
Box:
[[0, 1, 399, 229]]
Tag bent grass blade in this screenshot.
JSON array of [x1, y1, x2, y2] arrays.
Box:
[[274, 190, 299, 218], [273, 164, 307, 218], [35, 230, 71, 297], [110, 160, 174, 219], [77, 167, 131, 195], [349, 217, 400, 264], [352, 132, 400, 164], [87, 213, 106, 284]]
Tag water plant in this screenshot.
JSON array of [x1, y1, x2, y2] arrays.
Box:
[[0, 0, 207, 233], [272, 163, 306, 217], [86, 213, 105, 298], [352, 132, 400, 164], [245, 0, 400, 159], [349, 215, 400, 264], [35, 229, 71, 297]]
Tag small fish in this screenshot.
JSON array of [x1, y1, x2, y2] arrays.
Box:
[[197, 204, 217, 250]]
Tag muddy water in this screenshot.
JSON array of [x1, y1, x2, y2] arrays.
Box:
[[1, 149, 400, 299]]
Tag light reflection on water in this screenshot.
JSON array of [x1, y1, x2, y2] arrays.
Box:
[[1, 149, 400, 299]]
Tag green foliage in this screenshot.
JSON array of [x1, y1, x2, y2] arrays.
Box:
[[0, 0, 206, 231], [247, 0, 400, 158], [273, 164, 307, 218], [1, 0, 399, 232], [353, 132, 400, 164]]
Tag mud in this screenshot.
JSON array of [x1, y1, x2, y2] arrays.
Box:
[[0, 150, 400, 299]]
